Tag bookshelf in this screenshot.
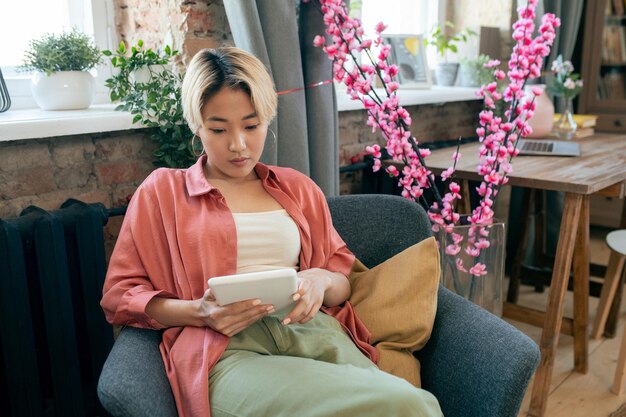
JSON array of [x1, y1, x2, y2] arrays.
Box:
[[579, 0, 626, 132]]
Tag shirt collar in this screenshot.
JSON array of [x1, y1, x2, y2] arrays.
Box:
[[185, 155, 280, 197]]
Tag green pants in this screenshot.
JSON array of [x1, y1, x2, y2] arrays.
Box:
[[209, 312, 443, 417]]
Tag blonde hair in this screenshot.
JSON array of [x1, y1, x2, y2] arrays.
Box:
[[182, 47, 277, 134]]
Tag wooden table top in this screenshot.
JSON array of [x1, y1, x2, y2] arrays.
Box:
[[418, 133, 626, 195]]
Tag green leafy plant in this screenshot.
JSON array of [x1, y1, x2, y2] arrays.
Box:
[[459, 54, 494, 87], [424, 21, 477, 63], [103, 40, 196, 168], [22, 29, 101, 75]]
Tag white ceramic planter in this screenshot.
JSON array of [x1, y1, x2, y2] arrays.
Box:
[[456, 62, 479, 87], [31, 71, 95, 110], [129, 65, 169, 84], [435, 63, 459, 86]]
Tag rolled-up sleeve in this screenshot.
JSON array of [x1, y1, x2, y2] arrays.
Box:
[[101, 180, 177, 329]]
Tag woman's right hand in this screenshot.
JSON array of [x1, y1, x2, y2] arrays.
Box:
[[196, 289, 274, 336]]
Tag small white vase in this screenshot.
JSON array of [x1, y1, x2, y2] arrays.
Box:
[[129, 65, 169, 84], [31, 71, 95, 110], [435, 63, 459, 86], [456, 62, 479, 87], [524, 84, 555, 138]]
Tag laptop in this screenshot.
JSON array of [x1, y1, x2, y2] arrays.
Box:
[[517, 139, 581, 157]]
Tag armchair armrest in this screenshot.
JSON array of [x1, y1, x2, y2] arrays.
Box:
[[98, 327, 177, 417], [415, 287, 540, 417]]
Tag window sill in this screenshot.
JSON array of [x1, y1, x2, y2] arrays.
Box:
[[0, 86, 480, 142], [0, 104, 137, 142], [336, 86, 480, 111]]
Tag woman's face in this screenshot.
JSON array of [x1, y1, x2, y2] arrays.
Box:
[[198, 86, 268, 182]]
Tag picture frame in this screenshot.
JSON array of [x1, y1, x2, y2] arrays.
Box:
[[383, 35, 432, 89]]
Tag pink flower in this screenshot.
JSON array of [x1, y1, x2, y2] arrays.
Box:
[[469, 263, 488, 277], [475, 239, 491, 249], [387, 81, 399, 93], [479, 110, 494, 125], [386, 165, 399, 177], [313, 35, 325, 48], [365, 144, 381, 158], [445, 244, 461, 256], [465, 245, 481, 257], [449, 182, 461, 199], [531, 85, 544, 96], [374, 21, 387, 34], [441, 167, 455, 182], [456, 258, 468, 272]]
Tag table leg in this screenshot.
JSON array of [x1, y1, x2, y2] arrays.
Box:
[[528, 193, 582, 417], [573, 195, 589, 373]]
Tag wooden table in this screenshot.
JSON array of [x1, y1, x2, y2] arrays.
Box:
[[416, 133, 626, 417]]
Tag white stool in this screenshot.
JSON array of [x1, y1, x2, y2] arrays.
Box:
[[592, 230, 626, 394]]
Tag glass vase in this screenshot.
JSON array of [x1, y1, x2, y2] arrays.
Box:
[[435, 220, 505, 317], [553, 97, 577, 140]]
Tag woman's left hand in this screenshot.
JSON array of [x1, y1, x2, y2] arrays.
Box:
[[281, 268, 330, 325]]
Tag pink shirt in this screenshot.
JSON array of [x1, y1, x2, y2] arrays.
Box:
[[101, 156, 377, 417]]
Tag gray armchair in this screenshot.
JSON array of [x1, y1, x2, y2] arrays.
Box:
[[98, 194, 540, 417]]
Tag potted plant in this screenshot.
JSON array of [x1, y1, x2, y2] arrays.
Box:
[[22, 29, 101, 110], [424, 21, 476, 86], [457, 54, 493, 87], [103, 40, 195, 168]]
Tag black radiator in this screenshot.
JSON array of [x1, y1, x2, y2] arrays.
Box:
[[0, 199, 121, 417]]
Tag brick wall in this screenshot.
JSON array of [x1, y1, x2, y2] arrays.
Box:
[[339, 100, 481, 194], [113, 0, 233, 64], [0, 131, 157, 256]]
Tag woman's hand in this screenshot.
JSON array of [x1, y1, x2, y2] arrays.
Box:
[[196, 289, 274, 336], [281, 268, 348, 325]]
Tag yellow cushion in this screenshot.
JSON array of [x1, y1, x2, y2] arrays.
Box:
[[348, 236, 440, 387]]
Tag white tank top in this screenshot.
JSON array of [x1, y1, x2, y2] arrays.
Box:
[[231, 209, 301, 274]]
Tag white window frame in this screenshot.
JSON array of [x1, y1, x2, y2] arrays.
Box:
[[359, 0, 445, 67], [3, 0, 116, 110]]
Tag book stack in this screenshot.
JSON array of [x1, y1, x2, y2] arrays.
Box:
[[552, 114, 598, 138]]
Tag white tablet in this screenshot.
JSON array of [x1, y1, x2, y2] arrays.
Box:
[[208, 268, 298, 311]]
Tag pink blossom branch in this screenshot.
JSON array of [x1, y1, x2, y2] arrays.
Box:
[[312, 0, 560, 276]]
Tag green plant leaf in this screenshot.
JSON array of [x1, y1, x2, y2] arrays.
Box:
[[104, 40, 193, 168], [20, 28, 102, 74]]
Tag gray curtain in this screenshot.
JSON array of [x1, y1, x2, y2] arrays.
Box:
[[223, 0, 340, 196], [536, 0, 584, 65]]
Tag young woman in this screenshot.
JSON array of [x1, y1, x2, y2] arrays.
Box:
[[101, 47, 442, 417]]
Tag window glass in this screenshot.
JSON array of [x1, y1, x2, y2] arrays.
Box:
[[0, 0, 112, 109], [354, 0, 442, 72], [0, 0, 79, 76]]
